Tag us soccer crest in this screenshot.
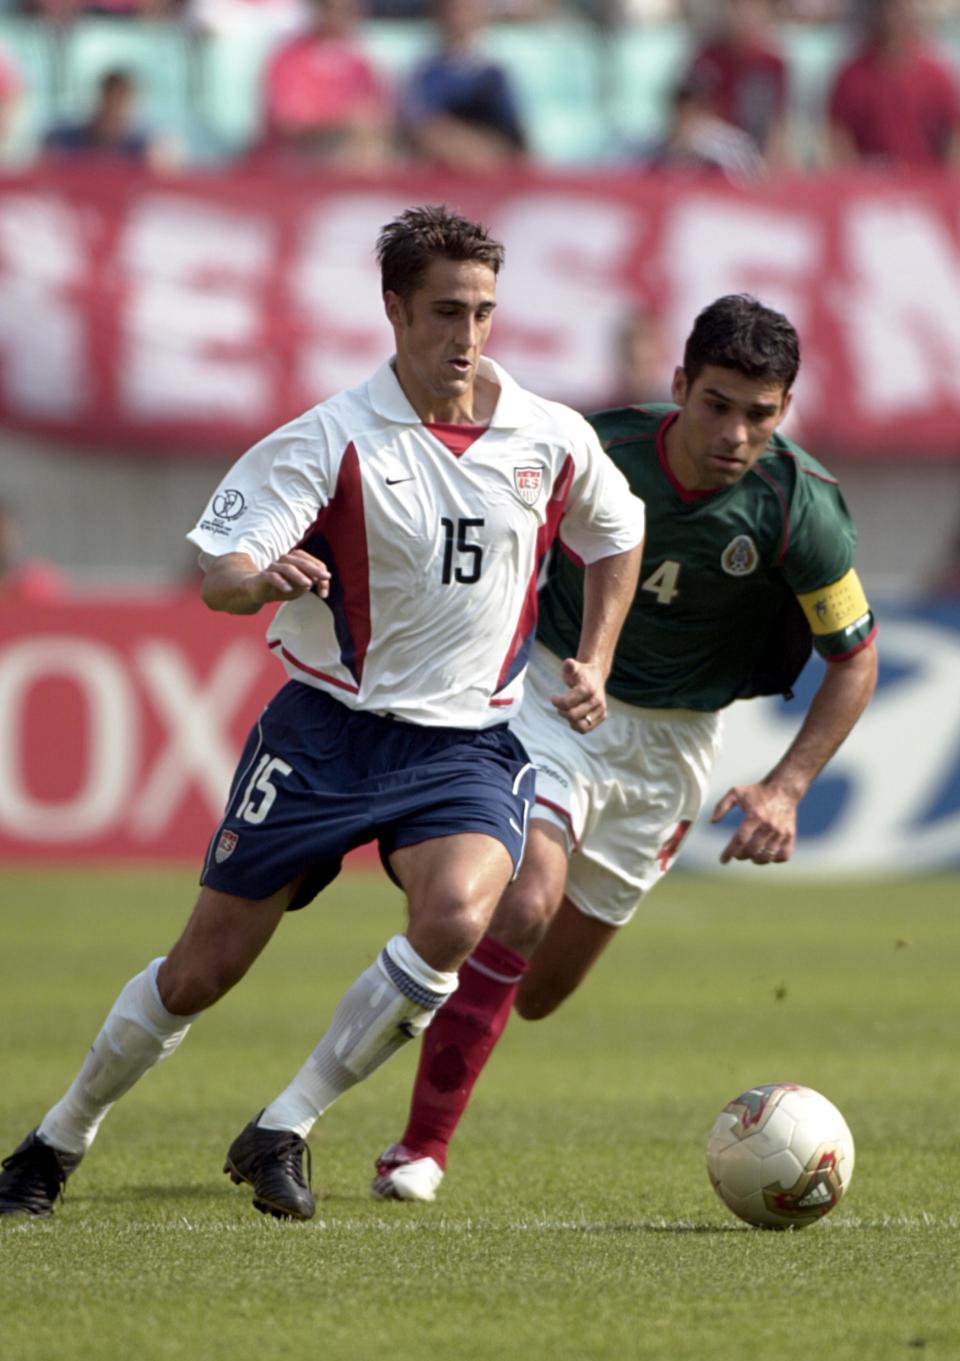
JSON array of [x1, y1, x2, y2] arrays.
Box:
[[721, 534, 759, 577], [215, 829, 239, 863], [514, 466, 543, 506]]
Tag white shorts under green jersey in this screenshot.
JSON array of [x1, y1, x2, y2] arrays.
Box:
[[514, 642, 722, 927]]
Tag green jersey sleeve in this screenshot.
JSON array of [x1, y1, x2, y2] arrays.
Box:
[[771, 442, 876, 661]]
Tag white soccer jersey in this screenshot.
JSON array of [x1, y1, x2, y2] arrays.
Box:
[[187, 357, 645, 728]]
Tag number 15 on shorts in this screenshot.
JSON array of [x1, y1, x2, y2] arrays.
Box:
[[236, 755, 293, 825]]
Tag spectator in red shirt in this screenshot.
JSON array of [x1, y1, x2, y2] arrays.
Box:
[[826, 0, 960, 167], [682, 0, 789, 168], [593, 307, 670, 411], [259, 0, 393, 167], [0, 500, 68, 604], [0, 43, 21, 155]]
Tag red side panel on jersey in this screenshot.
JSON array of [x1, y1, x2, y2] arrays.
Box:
[[268, 639, 360, 693], [493, 455, 575, 698], [299, 442, 371, 687]]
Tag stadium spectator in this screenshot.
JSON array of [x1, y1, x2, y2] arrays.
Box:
[[595, 307, 670, 410], [188, 0, 309, 40], [398, 0, 526, 173], [681, 0, 790, 167], [367, 0, 555, 17], [257, 0, 393, 168], [31, 0, 181, 20], [615, 0, 681, 19], [365, 0, 430, 15], [0, 204, 644, 1223], [645, 74, 767, 182], [0, 45, 20, 157], [825, 0, 960, 167], [777, 0, 854, 18], [370, 294, 879, 1204], [42, 70, 178, 170], [0, 499, 68, 603]]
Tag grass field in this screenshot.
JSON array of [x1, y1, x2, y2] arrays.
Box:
[[0, 867, 957, 1361]]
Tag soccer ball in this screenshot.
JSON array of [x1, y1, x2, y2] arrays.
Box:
[[706, 1083, 855, 1230]]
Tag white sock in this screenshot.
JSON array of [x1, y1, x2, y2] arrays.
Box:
[[258, 936, 458, 1138], [38, 958, 197, 1156]]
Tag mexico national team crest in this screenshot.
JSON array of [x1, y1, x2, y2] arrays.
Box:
[[215, 829, 239, 863], [721, 534, 759, 577], [514, 466, 543, 506]]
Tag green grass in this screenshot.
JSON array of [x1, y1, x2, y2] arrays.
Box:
[[0, 868, 957, 1361]]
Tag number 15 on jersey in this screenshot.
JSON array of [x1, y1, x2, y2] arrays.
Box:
[[440, 517, 485, 585]]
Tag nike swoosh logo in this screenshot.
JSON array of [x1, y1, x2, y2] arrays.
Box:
[[385, 476, 415, 486]]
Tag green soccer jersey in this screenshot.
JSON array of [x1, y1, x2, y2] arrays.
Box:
[[537, 404, 876, 712]]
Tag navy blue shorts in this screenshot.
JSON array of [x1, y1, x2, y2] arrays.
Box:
[[201, 681, 535, 910]]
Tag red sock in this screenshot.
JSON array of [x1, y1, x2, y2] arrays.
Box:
[[398, 935, 528, 1169]]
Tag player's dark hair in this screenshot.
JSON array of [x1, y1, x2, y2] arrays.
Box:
[[377, 205, 505, 302], [683, 294, 800, 393]]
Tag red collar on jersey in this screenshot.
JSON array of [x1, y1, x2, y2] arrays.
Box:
[[424, 422, 489, 457], [656, 411, 724, 504]]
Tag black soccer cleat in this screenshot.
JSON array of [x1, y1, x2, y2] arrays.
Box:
[[223, 1114, 315, 1221], [0, 1130, 82, 1218]]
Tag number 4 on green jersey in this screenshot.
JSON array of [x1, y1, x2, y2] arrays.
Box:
[[641, 560, 681, 605]]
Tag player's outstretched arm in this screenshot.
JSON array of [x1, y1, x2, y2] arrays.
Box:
[[712, 640, 878, 865], [550, 543, 643, 734], [200, 550, 331, 615]]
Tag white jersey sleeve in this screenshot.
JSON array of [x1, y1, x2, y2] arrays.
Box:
[[186, 408, 339, 569], [556, 410, 646, 565]]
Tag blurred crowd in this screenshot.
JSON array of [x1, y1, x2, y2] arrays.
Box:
[[3, 0, 960, 595], [1, 0, 960, 175]]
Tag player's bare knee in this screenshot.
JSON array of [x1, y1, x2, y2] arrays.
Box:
[[436, 910, 490, 966], [492, 880, 556, 956], [410, 892, 493, 970]]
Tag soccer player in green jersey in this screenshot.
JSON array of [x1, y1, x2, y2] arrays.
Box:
[[372, 292, 878, 1203]]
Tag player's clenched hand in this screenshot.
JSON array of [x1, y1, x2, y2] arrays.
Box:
[[710, 781, 798, 866], [551, 658, 608, 734], [252, 550, 331, 604]]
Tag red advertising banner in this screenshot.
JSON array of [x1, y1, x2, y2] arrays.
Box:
[[2, 166, 960, 459], [0, 595, 290, 862], [3, 594, 960, 875]]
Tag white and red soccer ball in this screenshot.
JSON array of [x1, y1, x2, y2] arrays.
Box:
[[706, 1083, 855, 1229]]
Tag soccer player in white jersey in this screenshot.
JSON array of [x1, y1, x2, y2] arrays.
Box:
[[0, 205, 645, 1221], [371, 293, 878, 1204]]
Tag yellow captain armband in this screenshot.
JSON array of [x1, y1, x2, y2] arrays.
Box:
[[797, 569, 871, 636]]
